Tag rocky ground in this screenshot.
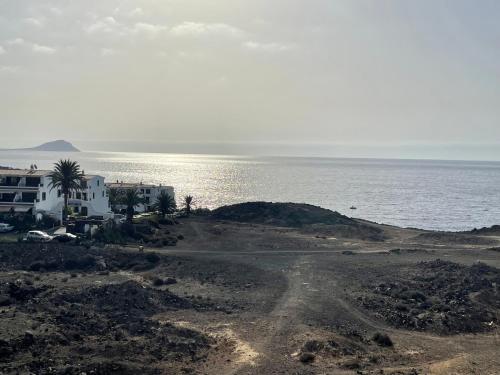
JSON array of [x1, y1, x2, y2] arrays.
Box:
[[1, 202, 500, 374], [355, 259, 499, 334]]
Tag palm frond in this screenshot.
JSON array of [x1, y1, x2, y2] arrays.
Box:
[[48, 159, 84, 192], [153, 191, 176, 217]]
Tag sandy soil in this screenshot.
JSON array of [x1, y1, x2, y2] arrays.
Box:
[[1, 215, 499, 374]]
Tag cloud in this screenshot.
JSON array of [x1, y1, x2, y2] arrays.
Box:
[[175, 50, 206, 61], [112, 7, 143, 18], [100, 48, 116, 57], [7, 38, 25, 46], [32, 44, 56, 54], [128, 8, 144, 18], [0, 46, 5, 55], [0, 65, 20, 74], [243, 41, 295, 52], [86, 16, 123, 35], [24, 17, 44, 27], [170, 22, 244, 38], [85, 17, 168, 40], [49, 7, 63, 16], [132, 22, 168, 37]]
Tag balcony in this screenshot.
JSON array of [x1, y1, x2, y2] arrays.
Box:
[[68, 198, 85, 206], [0, 185, 39, 192], [0, 201, 35, 206]]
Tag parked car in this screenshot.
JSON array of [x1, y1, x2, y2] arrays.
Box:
[[26, 230, 53, 242], [0, 223, 15, 233], [113, 214, 127, 224], [53, 233, 78, 243]]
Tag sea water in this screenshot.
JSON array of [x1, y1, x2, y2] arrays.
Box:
[[1, 150, 499, 232]]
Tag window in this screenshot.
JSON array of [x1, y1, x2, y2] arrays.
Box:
[[146, 189, 151, 194], [82, 193, 87, 201], [141, 189, 144, 194], [145, 197, 150, 203], [97, 179, 100, 186], [57, 190, 61, 197], [42, 192, 46, 201], [93, 192, 95, 199], [102, 191, 105, 197], [76, 192, 81, 200]]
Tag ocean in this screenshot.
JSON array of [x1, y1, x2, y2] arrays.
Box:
[[1, 150, 499, 232]]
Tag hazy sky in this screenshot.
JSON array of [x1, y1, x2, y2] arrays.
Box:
[[1, 1, 499, 158]]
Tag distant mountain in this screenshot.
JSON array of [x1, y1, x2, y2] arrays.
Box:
[[2, 140, 80, 152], [31, 140, 80, 152]]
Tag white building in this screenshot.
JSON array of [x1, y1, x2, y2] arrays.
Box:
[[106, 182, 175, 213], [0, 168, 112, 222]]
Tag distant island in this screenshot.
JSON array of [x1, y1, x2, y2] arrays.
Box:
[[1, 140, 80, 152]]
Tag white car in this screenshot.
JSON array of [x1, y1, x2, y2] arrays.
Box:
[[0, 223, 14, 233], [26, 230, 53, 242], [113, 214, 127, 224]]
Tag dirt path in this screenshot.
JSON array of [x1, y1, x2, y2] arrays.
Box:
[[261, 257, 311, 364], [210, 248, 500, 375], [2, 214, 500, 375]]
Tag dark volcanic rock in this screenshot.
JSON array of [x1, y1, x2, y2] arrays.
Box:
[[54, 280, 192, 318], [372, 332, 393, 347], [415, 232, 496, 245], [299, 352, 316, 364], [0, 241, 287, 373], [211, 202, 355, 227], [2, 279, 214, 373], [467, 225, 500, 236], [360, 259, 500, 334], [0, 339, 14, 359], [0, 243, 163, 273]]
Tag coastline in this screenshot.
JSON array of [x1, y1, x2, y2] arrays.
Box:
[[1, 153, 500, 232]]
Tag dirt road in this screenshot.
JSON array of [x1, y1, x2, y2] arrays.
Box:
[[1, 216, 499, 374], [161, 218, 500, 374]]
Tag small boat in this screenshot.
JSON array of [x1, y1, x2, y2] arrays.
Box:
[[350, 206, 357, 210]]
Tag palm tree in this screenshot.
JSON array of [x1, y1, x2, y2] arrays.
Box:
[[184, 195, 194, 216], [122, 189, 144, 223], [48, 159, 84, 222], [153, 191, 176, 218], [108, 188, 123, 213]]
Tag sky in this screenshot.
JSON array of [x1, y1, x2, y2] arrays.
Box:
[[1, 0, 499, 159]]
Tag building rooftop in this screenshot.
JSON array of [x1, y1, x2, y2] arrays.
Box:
[[0, 169, 50, 177], [106, 182, 169, 189], [0, 168, 99, 180]]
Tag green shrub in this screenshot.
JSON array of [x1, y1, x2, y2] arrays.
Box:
[[0, 213, 35, 231], [36, 215, 58, 230], [94, 225, 127, 244], [192, 208, 211, 216]]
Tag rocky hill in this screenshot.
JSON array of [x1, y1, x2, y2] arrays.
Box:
[[211, 202, 355, 227], [210, 202, 386, 241]]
